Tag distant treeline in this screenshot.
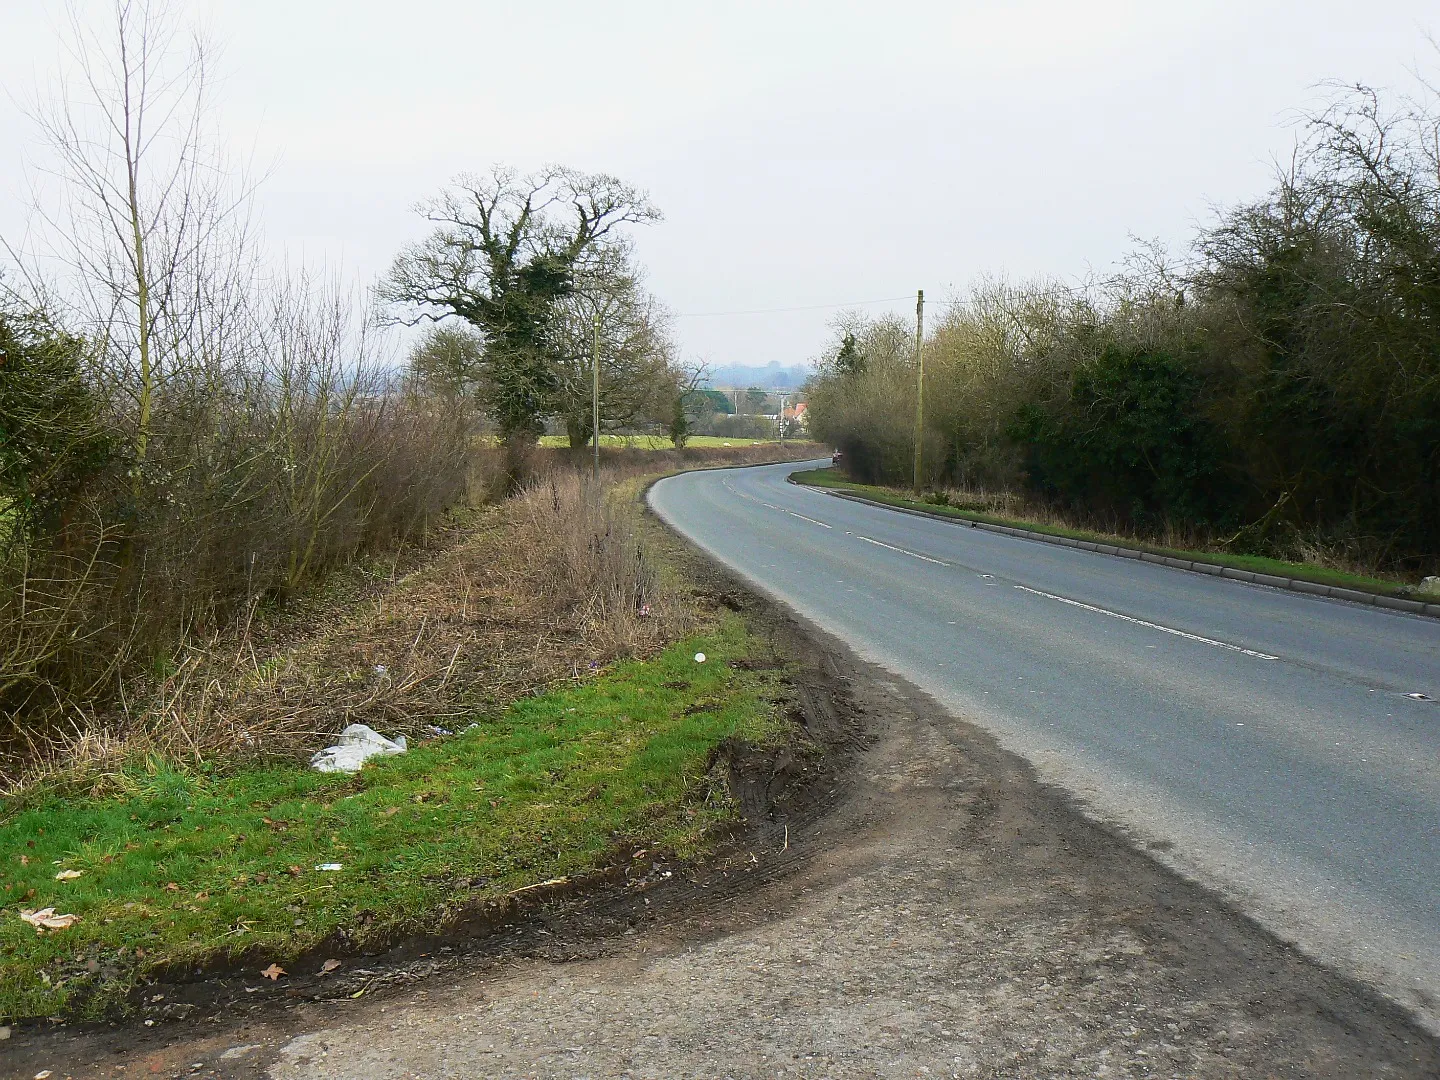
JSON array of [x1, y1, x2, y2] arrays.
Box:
[[807, 81, 1440, 574]]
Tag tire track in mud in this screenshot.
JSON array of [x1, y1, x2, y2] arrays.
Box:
[[7, 546, 1440, 1079]]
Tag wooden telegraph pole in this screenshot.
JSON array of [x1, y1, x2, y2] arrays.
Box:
[[591, 312, 601, 481], [912, 289, 925, 494]]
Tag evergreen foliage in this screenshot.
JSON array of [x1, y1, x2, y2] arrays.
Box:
[[807, 80, 1440, 572]]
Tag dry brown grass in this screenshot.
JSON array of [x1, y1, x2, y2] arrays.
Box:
[[0, 444, 812, 796]]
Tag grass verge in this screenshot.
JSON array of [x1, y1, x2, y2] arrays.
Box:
[[792, 467, 1411, 596], [0, 615, 793, 1023]]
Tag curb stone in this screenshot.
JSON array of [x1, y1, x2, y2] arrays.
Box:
[[797, 482, 1439, 622]]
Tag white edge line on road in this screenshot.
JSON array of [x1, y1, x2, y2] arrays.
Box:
[[848, 533, 948, 565], [1013, 584, 1278, 660]]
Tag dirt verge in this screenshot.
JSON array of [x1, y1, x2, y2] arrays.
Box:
[[5, 501, 1438, 1079]]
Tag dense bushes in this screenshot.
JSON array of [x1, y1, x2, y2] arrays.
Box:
[[1007, 346, 1237, 529], [0, 287, 473, 745], [0, 3, 483, 751], [0, 310, 111, 538], [807, 80, 1440, 574]]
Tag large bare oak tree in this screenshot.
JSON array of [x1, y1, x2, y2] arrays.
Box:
[[382, 166, 661, 459]]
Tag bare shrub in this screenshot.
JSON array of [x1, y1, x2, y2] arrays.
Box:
[[0, 447, 796, 792], [0, 282, 473, 754], [511, 472, 663, 653], [0, 2, 473, 747]]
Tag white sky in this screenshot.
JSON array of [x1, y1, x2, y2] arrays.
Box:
[[2, 1, 1437, 369]]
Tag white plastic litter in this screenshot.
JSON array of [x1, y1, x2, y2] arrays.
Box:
[[19, 908, 79, 933], [694, 652, 707, 663], [310, 724, 408, 774], [314, 863, 343, 872]]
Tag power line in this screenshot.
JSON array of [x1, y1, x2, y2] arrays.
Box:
[[673, 295, 915, 318], [672, 281, 1111, 319]]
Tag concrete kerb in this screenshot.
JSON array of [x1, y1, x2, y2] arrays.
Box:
[[798, 482, 1440, 622]]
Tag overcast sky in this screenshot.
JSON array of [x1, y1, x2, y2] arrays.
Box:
[[2, 1, 1437, 370]]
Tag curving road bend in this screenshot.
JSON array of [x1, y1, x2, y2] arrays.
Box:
[[650, 459, 1440, 1030]]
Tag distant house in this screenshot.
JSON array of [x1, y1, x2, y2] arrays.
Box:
[[784, 401, 809, 428]]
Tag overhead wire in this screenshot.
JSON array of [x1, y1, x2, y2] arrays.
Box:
[[672, 280, 1113, 319], [672, 295, 915, 318]]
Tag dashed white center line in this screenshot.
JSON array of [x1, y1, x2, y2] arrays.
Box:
[[847, 533, 948, 565], [721, 480, 1279, 662], [1013, 584, 1278, 660], [762, 502, 833, 528], [722, 480, 832, 527]]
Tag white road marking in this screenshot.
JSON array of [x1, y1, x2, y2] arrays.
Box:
[[722, 480, 833, 527], [761, 502, 833, 528], [1013, 585, 1278, 660], [847, 533, 948, 565]]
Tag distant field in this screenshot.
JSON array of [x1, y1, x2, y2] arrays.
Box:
[[537, 435, 792, 449]]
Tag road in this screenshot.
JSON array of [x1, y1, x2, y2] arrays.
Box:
[[650, 459, 1440, 1029], [19, 458, 1439, 1078]]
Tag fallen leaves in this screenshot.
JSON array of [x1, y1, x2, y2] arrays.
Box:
[[19, 908, 80, 934], [319, 958, 342, 975], [53, 869, 83, 882], [260, 963, 285, 981]]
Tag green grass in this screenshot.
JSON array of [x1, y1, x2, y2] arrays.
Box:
[[536, 434, 785, 449], [792, 467, 1408, 595], [0, 615, 793, 1022]]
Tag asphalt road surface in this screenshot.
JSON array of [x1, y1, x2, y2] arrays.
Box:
[[650, 459, 1440, 1031]]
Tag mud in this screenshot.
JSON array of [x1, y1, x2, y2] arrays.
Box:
[[5, 580, 1438, 1078]]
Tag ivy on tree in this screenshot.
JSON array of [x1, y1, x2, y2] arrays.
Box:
[[383, 166, 661, 449]]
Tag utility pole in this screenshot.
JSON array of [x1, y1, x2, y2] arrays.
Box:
[[912, 289, 925, 494], [778, 392, 788, 445], [591, 312, 601, 482]]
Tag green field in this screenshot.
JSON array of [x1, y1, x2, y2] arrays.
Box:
[[536, 434, 785, 449], [0, 616, 794, 1021]]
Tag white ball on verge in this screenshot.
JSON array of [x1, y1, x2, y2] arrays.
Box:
[[694, 652, 706, 663]]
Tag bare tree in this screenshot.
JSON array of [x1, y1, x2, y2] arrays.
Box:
[[406, 323, 485, 403], [381, 165, 661, 466], [549, 241, 678, 447], [21, 0, 255, 483], [666, 359, 710, 449]]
